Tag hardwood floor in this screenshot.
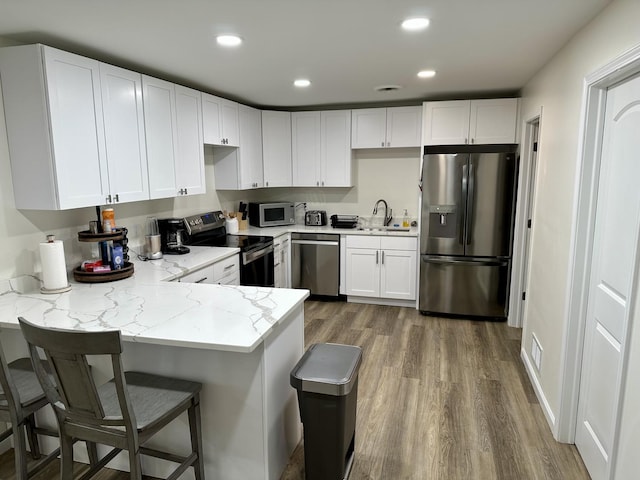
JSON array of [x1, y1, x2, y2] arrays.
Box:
[[281, 300, 589, 480], [0, 299, 588, 479]]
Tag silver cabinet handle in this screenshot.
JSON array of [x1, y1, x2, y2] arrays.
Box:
[[106, 194, 112, 203], [223, 264, 235, 271], [316, 181, 319, 186], [375, 251, 379, 264], [465, 138, 468, 144], [381, 141, 384, 147], [381, 251, 384, 264], [114, 194, 119, 202], [471, 138, 475, 144], [194, 277, 208, 283]]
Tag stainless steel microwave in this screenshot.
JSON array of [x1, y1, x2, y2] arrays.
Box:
[[248, 202, 295, 227]]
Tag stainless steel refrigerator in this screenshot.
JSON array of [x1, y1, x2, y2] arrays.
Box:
[[419, 145, 518, 319]]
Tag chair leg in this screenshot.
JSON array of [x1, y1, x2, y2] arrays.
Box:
[[13, 425, 29, 480], [188, 395, 205, 480], [60, 433, 75, 480], [24, 414, 41, 459], [86, 441, 99, 466], [128, 448, 143, 480]]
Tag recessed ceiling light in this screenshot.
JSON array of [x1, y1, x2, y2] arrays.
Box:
[[401, 17, 430, 31], [418, 70, 436, 78], [216, 35, 242, 47], [294, 79, 311, 88]]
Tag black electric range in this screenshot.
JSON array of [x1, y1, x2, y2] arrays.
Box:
[[181, 211, 274, 287]]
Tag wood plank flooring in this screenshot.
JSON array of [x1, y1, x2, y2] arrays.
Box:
[[0, 300, 588, 480], [281, 300, 589, 480]]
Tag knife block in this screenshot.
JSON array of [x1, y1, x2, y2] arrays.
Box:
[[231, 212, 248, 231]]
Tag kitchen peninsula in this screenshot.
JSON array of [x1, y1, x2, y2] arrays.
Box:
[[0, 247, 308, 480]]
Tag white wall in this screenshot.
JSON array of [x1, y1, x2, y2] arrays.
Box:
[[0, 36, 420, 281], [518, 0, 640, 455]]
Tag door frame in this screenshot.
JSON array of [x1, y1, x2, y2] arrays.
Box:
[[557, 42, 640, 457], [508, 110, 542, 328]]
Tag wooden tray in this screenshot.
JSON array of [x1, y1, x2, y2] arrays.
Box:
[[73, 262, 134, 283], [78, 228, 125, 242]]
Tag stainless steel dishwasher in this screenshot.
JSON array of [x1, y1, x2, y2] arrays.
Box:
[[291, 233, 340, 296]]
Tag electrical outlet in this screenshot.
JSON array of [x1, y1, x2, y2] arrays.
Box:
[[531, 334, 542, 371]]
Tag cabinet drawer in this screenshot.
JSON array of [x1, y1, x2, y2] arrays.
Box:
[[345, 235, 380, 249], [213, 254, 240, 282], [381, 236, 417, 251], [179, 264, 215, 284]]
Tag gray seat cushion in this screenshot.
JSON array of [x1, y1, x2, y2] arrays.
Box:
[[0, 357, 50, 409], [96, 371, 202, 431]]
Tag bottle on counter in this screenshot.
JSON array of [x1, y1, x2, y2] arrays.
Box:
[[402, 209, 410, 228]]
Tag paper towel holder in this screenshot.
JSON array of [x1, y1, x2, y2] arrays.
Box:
[[40, 234, 71, 294]]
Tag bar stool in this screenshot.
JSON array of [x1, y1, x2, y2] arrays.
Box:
[[18, 317, 205, 480], [0, 338, 60, 479]]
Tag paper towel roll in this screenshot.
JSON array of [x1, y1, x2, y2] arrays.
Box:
[[39, 239, 69, 291], [226, 217, 239, 234]]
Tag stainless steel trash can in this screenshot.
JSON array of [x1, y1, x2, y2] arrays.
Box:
[[290, 343, 363, 480]]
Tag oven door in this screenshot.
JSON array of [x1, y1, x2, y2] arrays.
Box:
[[241, 243, 275, 287]]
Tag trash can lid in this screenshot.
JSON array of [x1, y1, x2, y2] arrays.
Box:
[[290, 343, 363, 396]]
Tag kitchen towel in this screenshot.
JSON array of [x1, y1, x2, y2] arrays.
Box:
[[39, 237, 70, 292]]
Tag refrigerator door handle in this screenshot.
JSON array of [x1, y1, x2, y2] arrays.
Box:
[[460, 163, 468, 245], [466, 163, 476, 245], [421, 255, 509, 267]]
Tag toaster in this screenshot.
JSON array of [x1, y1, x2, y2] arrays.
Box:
[[305, 210, 328, 226]]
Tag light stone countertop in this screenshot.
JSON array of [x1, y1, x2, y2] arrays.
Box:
[[0, 245, 309, 353], [232, 223, 419, 238]]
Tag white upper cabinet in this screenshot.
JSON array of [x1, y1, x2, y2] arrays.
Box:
[[174, 85, 206, 196], [143, 77, 205, 198], [262, 110, 292, 187], [213, 104, 263, 190], [291, 111, 322, 187], [202, 93, 240, 147], [422, 98, 518, 145], [321, 110, 352, 186], [292, 110, 352, 187], [142, 75, 178, 199], [351, 106, 422, 148], [99, 64, 149, 204], [0, 44, 153, 209]]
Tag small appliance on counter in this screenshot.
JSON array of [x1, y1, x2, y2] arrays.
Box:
[[330, 215, 359, 229], [305, 210, 328, 226], [145, 217, 163, 260], [158, 218, 190, 255], [248, 202, 295, 227]]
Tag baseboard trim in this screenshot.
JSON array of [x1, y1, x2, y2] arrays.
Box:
[[521, 347, 557, 432], [346, 296, 415, 308]]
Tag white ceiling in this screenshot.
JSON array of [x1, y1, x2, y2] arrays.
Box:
[[0, 0, 612, 109]]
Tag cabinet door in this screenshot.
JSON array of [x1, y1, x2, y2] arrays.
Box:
[[321, 110, 352, 187], [468, 98, 518, 144], [202, 93, 239, 146], [100, 64, 149, 203], [345, 248, 380, 297], [386, 106, 422, 148], [238, 104, 264, 189], [43, 47, 110, 208], [380, 249, 417, 300], [281, 236, 290, 288], [142, 75, 178, 199], [422, 100, 471, 145], [351, 108, 387, 148], [292, 111, 321, 186], [175, 85, 205, 195], [273, 239, 284, 288], [262, 110, 292, 187], [220, 98, 240, 147]]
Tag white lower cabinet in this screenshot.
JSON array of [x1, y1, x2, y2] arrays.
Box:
[[177, 254, 240, 285], [345, 235, 417, 301], [273, 234, 291, 288]]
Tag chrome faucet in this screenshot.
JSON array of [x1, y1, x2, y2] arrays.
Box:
[[373, 199, 393, 226]]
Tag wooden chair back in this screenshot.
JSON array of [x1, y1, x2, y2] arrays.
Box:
[[17, 317, 137, 438]]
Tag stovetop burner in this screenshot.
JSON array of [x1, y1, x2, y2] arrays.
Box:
[[225, 235, 274, 251]]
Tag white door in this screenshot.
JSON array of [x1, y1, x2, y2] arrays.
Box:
[[386, 106, 422, 148], [262, 110, 292, 187], [351, 108, 386, 148], [174, 85, 205, 195], [380, 249, 417, 300], [345, 248, 379, 297], [100, 64, 149, 203], [291, 111, 321, 187], [575, 72, 640, 479], [321, 110, 351, 187]]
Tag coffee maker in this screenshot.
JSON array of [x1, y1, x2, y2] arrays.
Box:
[[158, 218, 191, 255]]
